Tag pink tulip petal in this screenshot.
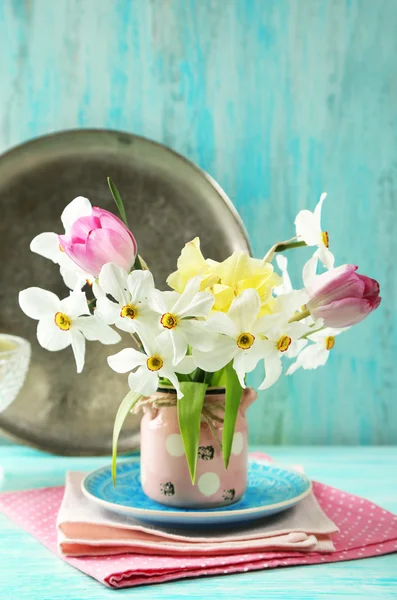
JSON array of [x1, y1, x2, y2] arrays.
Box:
[[310, 297, 378, 328], [358, 274, 380, 301], [92, 207, 137, 248], [85, 227, 136, 275], [70, 216, 101, 242], [307, 264, 358, 299], [309, 273, 366, 309], [59, 237, 99, 276]]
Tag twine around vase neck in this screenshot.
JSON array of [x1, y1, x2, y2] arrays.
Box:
[[132, 393, 225, 450]]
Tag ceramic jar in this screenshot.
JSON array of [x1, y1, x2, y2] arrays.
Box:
[[140, 386, 257, 508]]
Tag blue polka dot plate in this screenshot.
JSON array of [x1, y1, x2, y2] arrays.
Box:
[[82, 460, 312, 527]]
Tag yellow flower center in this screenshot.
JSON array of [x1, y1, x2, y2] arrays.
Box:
[[325, 336, 335, 350], [120, 304, 137, 319], [321, 231, 329, 248], [54, 312, 71, 331], [237, 332, 255, 350], [276, 335, 292, 352], [147, 355, 164, 371], [160, 312, 178, 329], [59, 244, 65, 253]]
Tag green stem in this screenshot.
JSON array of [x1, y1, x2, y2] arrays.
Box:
[[288, 309, 310, 323], [300, 325, 326, 339], [107, 177, 129, 228], [192, 368, 206, 383], [275, 240, 307, 252]]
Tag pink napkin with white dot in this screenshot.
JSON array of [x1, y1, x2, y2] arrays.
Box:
[[0, 454, 396, 589], [56, 471, 337, 556]]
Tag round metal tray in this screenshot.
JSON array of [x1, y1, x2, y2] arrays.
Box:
[[0, 130, 250, 455]]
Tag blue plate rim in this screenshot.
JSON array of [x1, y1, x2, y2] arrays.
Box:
[[81, 459, 312, 519]]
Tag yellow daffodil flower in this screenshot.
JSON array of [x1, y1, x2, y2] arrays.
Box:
[[167, 238, 281, 314]]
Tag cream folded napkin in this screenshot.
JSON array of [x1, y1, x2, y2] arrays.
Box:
[[57, 471, 338, 557]]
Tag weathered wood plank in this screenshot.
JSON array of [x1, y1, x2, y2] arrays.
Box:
[[0, 445, 396, 598], [0, 0, 396, 444]]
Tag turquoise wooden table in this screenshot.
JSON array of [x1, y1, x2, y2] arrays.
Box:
[[0, 446, 396, 599]]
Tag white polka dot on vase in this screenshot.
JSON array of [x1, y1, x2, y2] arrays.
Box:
[[165, 433, 185, 457], [231, 431, 244, 455], [198, 472, 220, 496]]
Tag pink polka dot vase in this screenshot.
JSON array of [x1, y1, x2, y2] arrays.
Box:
[[140, 386, 257, 508]]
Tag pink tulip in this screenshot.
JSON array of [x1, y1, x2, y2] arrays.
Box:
[[59, 207, 137, 277], [307, 264, 381, 327]]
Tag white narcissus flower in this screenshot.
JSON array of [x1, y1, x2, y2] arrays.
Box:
[[274, 255, 293, 296], [107, 335, 195, 399], [30, 196, 94, 290], [295, 193, 335, 270], [286, 327, 347, 375], [95, 263, 157, 335], [18, 287, 121, 373], [149, 277, 215, 365], [251, 293, 312, 390], [193, 289, 275, 387]]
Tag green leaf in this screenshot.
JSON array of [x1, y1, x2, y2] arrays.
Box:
[[222, 361, 243, 469], [107, 177, 129, 227], [133, 255, 143, 270], [177, 382, 208, 484], [211, 366, 226, 387], [112, 390, 141, 484]]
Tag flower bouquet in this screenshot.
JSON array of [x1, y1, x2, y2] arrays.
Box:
[[19, 181, 381, 508]]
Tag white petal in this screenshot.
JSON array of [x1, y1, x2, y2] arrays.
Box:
[[302, 255, 319, 288], [174, 355, 196, 375], [19, 288, 60, 320], [108, 348, 146, 373], [171, 277, 201, 314], [313, 192, 327, 228], [160, 369, 183, 399], [138, 329, 159, 358], [30, 232, 60, 263], [61, 196, 92, 234], [274, 290, 308, 321], [193, 337, 237, 372], [205, 312, 239, 338], [95, 297, 120, 325], [287, 343, 329, 373], [286, 338, 308, 358], [60, 267, 86, 291], [308, 326, 346, 343], [252, 313, 282, 336], [70, 328, 86, 373], [176, 291, 214, 319], [274, 254, 293, 295], [258, 346, 283, 390], [127, 270, 155, 303], [128, 367, 158, 396], [228, 289, 261, 332], [149, 290, 180, 314], [232, 353, 247, 388], [75, 316, 121, 344], [180, 320, 217, 351], [157, 329, 187, 366], [295, 210, 321, 246], [315, 246, 335, 270], [286, 321, 312, 340], [37, 317, 71, 351], [60, 290, 90, 318], [98, 263, 129, 305], [92, 279, 106, 299], [235, 340, 267, 379]]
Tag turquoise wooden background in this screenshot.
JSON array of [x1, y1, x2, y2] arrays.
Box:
[[0, 0, 396, 445]]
